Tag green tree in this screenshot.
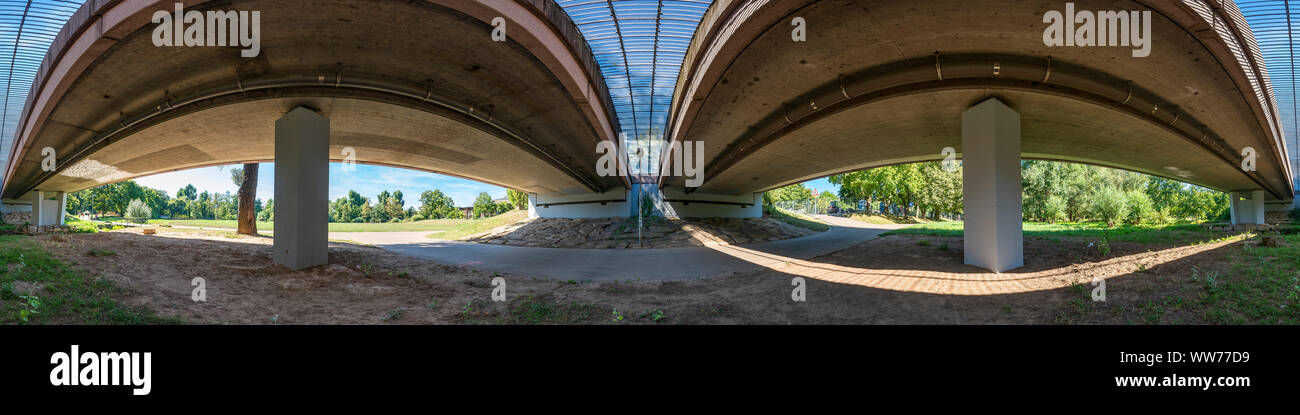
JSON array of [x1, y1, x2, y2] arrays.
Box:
[[1091, 187, 1129, 227], [1043, 195, 1067, 223], [176, 184, 197, 201], [419, 190, 457, 219], [1124, 191, 1154, 224], [259, 199, 274, 222], [763, 183, 814, 211], [507, 189, 529, 210], [125, 199, 152, 220], [387, 190, 406, 221], [472, 192, 496, 218], [330, 191, 367, 223]]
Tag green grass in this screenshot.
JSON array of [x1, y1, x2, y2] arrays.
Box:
[[847, 213, 942, 225], [63, 217, 100, 234], [0, 235, 179, 324], [93, 210, 531, 234], [767, 208, 830, 232], [424, 210, 530, 240], [888, 219, 1299, 324], [884, 220, 1228, 245], [1200, 233, 1300, 324], [500, 295, 602, 324]]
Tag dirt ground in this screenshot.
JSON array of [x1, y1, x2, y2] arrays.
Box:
[[30, 226, 1249, 324], [463, 216, 815, 249]]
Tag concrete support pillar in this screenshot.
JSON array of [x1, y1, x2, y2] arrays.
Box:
[[273, 107, 330, 270], [27, 191, 63, 226], [1229, 192, 1239, 224], [1252, 190, 1266, 225], [55, 192, 66, 225], [962, 98, 1023, 272], [1230, 191, 1267, 225], [31, 191, 46, 226]]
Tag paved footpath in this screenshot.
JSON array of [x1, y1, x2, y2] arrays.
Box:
[[334, 215, 905, 281]]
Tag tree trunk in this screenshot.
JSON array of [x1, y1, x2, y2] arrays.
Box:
[[237, 163, 259, 235]]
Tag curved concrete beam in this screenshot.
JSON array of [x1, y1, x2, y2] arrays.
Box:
[[4, 0, 625, 198], [663, 0, 1291, 199]]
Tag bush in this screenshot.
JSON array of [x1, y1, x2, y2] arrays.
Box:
[[1091, 187, 1129, 227], [1043, 195, 1067, 223], [125, 199, 152, 221], [1150, 207, 1171, 224], [1124, 191, 1154, 224], [66, 220, 98, 234]]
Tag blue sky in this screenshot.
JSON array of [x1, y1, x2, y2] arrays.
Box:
[[802, 177, 839, 196], [133, 163, 507, 208], [132, 162, 836, 205]]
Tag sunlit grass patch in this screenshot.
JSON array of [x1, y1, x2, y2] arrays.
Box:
[[767, 208, 830, 232], [884, 221, 1224, 245], [0, 235, 179, 325], [427, 210, 531, 240]]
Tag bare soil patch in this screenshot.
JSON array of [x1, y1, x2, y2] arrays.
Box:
[[463, 216, 816, 249], [32, 226, 1248, 324]]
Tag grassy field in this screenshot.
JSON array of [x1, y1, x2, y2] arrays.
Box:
[[884, 220, 1233, 245], [847, 213, 944, 225], [1214, 232, 1300, 324], [767, 208, 830, 232], [888, 219, 1300, 324], [0, 235, 178, 324], [424, 210, 530, 240], [92, 210, 531, 235]]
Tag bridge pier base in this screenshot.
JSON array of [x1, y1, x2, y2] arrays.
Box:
[[1229, 190, 1266, 225], [962, 98, 1023, 273], [30, 190, 65, 227], [272, 107, 330, 270]]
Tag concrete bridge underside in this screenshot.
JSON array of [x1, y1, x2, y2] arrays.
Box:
[[661, 0, 1292, 202], [655, 0, 1292, 271], [3, 0, 626, 203], [4, 0, 1294, 273]]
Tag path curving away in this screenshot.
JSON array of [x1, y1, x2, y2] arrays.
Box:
[[334, 215, 906, 281]]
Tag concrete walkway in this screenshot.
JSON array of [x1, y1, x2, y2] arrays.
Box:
[[334, 215, 905, 281]]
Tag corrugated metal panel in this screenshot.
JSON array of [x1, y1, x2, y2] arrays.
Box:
[[1240, 0, 1300, 190], [558, 0, 708, 175], [0, 0, 83, 189]]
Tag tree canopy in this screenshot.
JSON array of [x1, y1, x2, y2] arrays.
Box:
[[770, 160, 1230, 226]]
